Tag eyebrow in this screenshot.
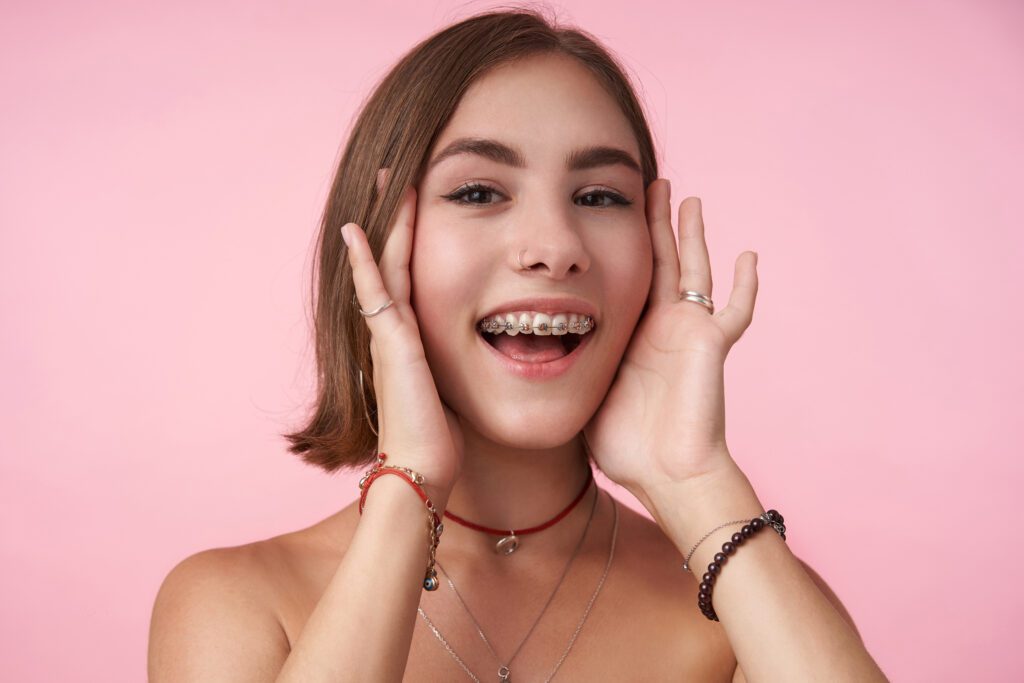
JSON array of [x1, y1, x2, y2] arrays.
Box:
[[426, 137, 642, 176]]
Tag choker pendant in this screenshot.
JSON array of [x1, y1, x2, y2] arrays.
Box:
[[495, 532, 519, 555], [442, 468, 595, 558]]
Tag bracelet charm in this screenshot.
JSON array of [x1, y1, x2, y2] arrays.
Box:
[[358, 453, 443, 591]]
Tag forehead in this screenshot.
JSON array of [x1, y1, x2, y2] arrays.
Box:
[[429, 52, 641, 166]]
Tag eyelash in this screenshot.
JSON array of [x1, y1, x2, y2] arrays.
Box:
[[442, 182, 633, 209]]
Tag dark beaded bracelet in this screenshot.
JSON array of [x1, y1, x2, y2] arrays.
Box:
[[697, 509, 786, 621]]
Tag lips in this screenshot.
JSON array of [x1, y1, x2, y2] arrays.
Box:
[[472, 296, 598, 379]]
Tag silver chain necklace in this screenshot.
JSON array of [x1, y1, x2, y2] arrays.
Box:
[[437, 485, 598, 677], [417, 489, 619, 682]]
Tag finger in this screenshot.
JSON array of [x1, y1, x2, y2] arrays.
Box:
[[368, 339, 387, 440], [379, 183, 417, 303], [645, 178, 680, 303], [677, 197, 713, 300], [341, 221, 401, 336], [715, 251, 758, 343]]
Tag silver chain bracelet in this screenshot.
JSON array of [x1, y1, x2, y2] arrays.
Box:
[[682, 517, 756, 572]]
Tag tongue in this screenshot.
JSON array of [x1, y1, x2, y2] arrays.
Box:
[[490, 333, 567, 363]]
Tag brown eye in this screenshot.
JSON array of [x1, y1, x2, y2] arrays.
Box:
[[443, 183, 503, 206], [575, 190, 632, 208]]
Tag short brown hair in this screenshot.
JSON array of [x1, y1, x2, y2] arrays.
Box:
[[283, 6, 660, 473]]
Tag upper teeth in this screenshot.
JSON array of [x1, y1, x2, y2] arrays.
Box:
[[478, 312, 594, 336]]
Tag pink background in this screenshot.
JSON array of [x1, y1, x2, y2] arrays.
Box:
[[2, 1, 1021, 680]]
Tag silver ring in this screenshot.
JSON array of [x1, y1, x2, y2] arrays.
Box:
[[358, 299, 394, 318], [680, 290, 714, 314], [517, 249, 528, 271]]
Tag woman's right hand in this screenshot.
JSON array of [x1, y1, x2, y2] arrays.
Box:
[[341, 173, 463, 506]]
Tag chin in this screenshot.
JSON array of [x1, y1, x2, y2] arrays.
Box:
[[453, 391, 605, 451]]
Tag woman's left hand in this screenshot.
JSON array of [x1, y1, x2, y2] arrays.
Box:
[[584, 179, 759, 498]]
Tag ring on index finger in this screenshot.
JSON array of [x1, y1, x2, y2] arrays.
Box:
[[358, 299, 394, 318]]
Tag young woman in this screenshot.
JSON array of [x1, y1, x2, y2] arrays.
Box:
[[149, 9, 887, 681]]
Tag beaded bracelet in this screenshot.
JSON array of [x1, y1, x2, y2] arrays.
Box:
[[697, 509, 786, 621], [357, 453, 444, 591], [682, 517, 751, 572]]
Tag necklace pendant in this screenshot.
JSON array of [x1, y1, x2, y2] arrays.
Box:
[[498, 665, 511, 681], [495, 533, 519, 555]]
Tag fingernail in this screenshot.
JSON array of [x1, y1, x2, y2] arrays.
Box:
[[753, 251, 759, 265], [665, 178, 671, 197], [340, 223, 351, 246]]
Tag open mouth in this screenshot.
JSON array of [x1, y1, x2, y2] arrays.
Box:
[[481, 327, 582, 361], [477, 313, 593, 363]]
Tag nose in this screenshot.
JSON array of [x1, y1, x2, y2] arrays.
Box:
[[514, 201, 592, 279]]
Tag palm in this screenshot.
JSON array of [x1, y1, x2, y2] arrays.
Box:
[[346, 179, 465, 500], [586, 298, 729, 490], [585, 182, 758, 494]]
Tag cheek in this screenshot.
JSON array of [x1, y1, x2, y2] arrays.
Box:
[[601, 219, 654, 317], [409, 232, 453, 310], [408, 218, 489, 358], [411, 234, 458, 330], [587, 222, 653, 378]]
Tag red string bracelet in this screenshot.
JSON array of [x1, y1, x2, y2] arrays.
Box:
[[357, 453, 443, 591]]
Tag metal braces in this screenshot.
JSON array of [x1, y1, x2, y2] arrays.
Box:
[[478, 315, 594, 334]]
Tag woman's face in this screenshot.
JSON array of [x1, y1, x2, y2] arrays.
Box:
[[410, 52, 653, 449]]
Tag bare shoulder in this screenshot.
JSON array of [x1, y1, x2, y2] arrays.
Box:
[[148, 539, 296, 682], [148, 503, 360, 681], [605, 494, 738, 680]]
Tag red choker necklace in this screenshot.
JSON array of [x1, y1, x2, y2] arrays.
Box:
[[443, 467, 595, 555]]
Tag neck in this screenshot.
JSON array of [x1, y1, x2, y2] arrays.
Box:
[[438, 427, 596, 561]]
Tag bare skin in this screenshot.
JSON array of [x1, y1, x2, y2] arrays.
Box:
[[234, 488, 740, 681], [173, 484, 857, 681]]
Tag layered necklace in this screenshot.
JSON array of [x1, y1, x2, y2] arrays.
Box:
[[417, 485, 619, 682]]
